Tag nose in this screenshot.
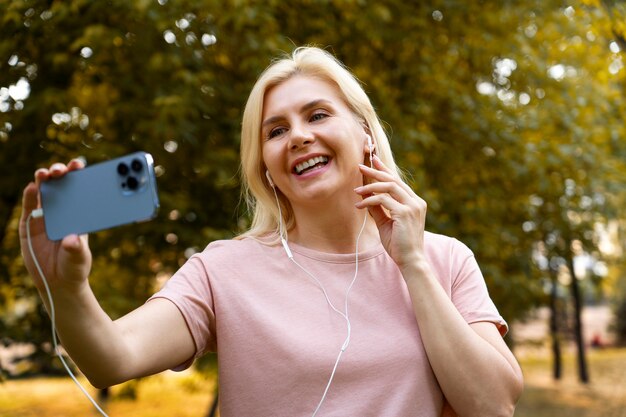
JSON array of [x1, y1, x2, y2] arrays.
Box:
[[288, 124, 315, 150]]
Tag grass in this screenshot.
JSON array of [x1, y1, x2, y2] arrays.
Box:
[[0, 371, 217, 417], [2, 348, 626, 417], [515, 347, 626, 417]]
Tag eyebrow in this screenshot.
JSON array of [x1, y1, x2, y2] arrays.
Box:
[[261, 99, 333, 128]]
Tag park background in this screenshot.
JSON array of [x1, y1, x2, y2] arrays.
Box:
[[1, 0, 626, 416]]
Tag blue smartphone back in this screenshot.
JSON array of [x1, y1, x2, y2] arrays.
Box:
[[40, 152, 160, 241]]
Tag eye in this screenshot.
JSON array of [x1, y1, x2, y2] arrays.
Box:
[[267, 126, 287, 139], [310, 111, 329, 122]]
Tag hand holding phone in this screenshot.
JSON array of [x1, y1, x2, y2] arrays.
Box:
[[19, 158, 91, 293], [40, 152, 160, 240]]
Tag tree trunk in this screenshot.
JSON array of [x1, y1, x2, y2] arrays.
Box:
[[566, 248, 589, 383], [549, 266, 562, 380]]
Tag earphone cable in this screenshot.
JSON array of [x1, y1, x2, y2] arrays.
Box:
[[307, 209, 368, 417], [26, 212, 110, 417], [274, 192, 369, 417], [273, 147, 374, 416]]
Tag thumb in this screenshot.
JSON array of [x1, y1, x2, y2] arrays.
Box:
[[58, 234, 92, 281], [60, 234, 91, 260], [61, 234, 82, 251]]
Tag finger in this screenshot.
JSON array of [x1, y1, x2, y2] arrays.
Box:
[[19, 182, 44, 239], [34, 168, 49, 186], [358, 164, 419, 202], [359, 163, 394, 182], [355, 181, 414, 206], [48, 163, 69, 179], [359, 156, 424, 206], [67, 158, 86, 171], [356, 192, 407, 214], [373, 154, 399, 172], [359, 162, 409, 192], [34, 163, 66, 184], [355, 193, 390, 227], [21, 182, 40, 217]]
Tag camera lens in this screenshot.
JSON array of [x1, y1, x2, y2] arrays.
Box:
[[131, 158, 143, 172], [117, 162, 129, 176], [126, 176, 139, 190]]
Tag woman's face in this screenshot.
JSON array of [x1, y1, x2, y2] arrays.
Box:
[[261, 75, 368, 208]]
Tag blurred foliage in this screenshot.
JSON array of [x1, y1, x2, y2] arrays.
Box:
[[1, 0, 625, 375]]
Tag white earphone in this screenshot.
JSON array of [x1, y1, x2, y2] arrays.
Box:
[[266, 170, 275, 188], [366, 134, 374, 168]]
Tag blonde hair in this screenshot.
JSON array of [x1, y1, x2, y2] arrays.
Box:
[[236, 46, 402, 242]]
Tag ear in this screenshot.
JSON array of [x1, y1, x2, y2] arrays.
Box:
[[362, 134, 376, 169], [363, 133, 376, 154], [359, 121, 374, 151]]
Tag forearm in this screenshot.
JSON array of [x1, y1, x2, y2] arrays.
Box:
[[402, 259, 522, 417], [39, 282, 133, 388]]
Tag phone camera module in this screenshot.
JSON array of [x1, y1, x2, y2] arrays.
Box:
[[118, 157, 146, 195], [117, 162, 129, 176], [131, 159, 143, 172], [126, 176, 139, 190]]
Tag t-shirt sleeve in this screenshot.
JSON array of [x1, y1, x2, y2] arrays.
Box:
[[147, 255, 216, 370], [450, 239, 508, 336]]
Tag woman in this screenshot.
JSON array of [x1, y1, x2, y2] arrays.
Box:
[[20, 46, 523, 417]]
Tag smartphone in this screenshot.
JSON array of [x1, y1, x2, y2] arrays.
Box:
[[40, 151, 160, 241]]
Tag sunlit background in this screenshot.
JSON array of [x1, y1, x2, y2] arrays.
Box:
[[1, 1, 626, 416]]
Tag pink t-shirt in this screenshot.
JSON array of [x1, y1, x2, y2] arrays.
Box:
[[150, 231, 507, 417]]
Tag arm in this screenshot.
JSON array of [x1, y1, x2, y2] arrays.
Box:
[[403, 259, 523, 417], [19, 162, 195, 388], [355, 157, 523, 417], [48, 287, 195, 389]]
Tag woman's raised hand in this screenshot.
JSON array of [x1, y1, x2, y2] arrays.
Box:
[[354, 155, 427, 272], [19, 159, 92, 294]]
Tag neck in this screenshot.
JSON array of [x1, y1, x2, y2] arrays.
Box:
[[286, 201, 380, 254]]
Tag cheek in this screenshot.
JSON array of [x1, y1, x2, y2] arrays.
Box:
[[261, 142, 282, 170], [342, 139, 367, 161]]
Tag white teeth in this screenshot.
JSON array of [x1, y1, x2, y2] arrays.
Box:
[[295, 156, 328, 174]]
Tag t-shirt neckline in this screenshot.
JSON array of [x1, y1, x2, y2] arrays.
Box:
[[286, 239, 386, 264]]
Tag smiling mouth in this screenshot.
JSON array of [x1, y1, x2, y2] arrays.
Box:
[[294, 156, 329, 175]]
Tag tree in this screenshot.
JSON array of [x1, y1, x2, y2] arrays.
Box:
[[1, 1, 624, 388]]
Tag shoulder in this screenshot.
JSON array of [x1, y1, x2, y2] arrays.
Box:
[[203, 237, 259, 252], [423, 231, 478, 286], [194, 237, 277, 266], [424, 231, 474, 259]]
